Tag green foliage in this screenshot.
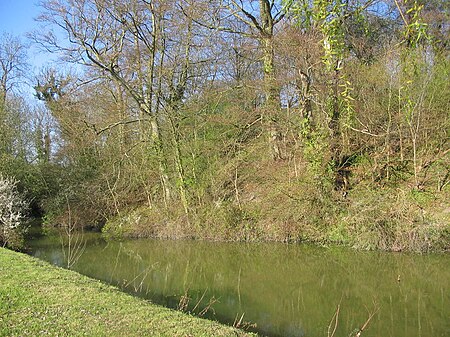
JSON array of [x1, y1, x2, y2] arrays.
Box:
[[328, 220, 351, 245], [402, 1, 430, 48], [408, 189, 435, 206], [300, 118, 328, 176]]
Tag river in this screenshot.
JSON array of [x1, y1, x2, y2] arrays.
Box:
[[27, 230, 449, 337]]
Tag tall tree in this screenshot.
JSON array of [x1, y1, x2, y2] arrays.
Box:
[[187, 0, 291, 159], [34, 0, 173, 204], [0, 34, 28, 156], [0, 34, 27, 112], [33, 0, 216, 213]]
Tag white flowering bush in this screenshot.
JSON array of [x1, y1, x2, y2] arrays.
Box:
[[0, 174, 28, 248]]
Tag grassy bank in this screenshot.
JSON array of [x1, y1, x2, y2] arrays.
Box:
[[0, 248, 255, 337]]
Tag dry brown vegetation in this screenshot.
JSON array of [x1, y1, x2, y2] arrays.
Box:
[[0, 0, 448, 252]]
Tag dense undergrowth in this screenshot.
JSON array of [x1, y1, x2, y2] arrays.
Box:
[[1, 1, 449, 253], [101, 134, 450, 253]]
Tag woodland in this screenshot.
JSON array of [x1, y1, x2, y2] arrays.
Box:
[[0, 0, 449, 252]]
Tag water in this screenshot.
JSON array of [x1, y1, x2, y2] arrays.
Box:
[[27, 231, 449, 337]]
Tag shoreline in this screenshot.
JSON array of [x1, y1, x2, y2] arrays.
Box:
[[0, 247, 256, 337]]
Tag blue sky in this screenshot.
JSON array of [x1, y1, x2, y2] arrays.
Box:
[[0, 1, 40, 36], [0, 0, 55, 71], [0, 0, 61, 99]]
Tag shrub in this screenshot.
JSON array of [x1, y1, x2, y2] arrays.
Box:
[[0, 173, 28, 249]]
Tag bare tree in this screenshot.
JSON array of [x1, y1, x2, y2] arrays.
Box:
[[33, 0, 217, 213], [0, 34, 28, 112], [33, 0, 175, 203], [0, 34, 28, 157], [183, 0, 291, 159]]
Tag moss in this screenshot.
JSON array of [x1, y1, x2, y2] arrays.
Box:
[[0, 248, 255, 337]]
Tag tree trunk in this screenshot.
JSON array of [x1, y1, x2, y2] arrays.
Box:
[[329, 64, 341, 164], [261, 31, 282, 160], [262, 36, 277, 105], [168, 114, 189, 216], [150, 117, 171, 205]]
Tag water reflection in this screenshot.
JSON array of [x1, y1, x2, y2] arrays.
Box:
[[28, 233, 450, 337]]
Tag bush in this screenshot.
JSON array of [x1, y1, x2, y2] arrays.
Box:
[[0, 173, 28, 249]]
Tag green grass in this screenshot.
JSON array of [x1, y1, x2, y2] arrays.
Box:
[[0, 248, 255, 337]]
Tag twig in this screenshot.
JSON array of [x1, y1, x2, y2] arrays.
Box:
[[328, 304, 340, 337], [354, 306, 379, 337], [393, 0, 408, 26], [328, 297, 342, 337], [233, 312, 245, 328], [198, 296, 218, 317], [192, 288, 208, 313]]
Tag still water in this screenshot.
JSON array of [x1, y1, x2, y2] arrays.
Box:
[[28, 231, 449, 337]]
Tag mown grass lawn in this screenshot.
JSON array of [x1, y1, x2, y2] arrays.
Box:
[[0, 248, 255, 337]]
